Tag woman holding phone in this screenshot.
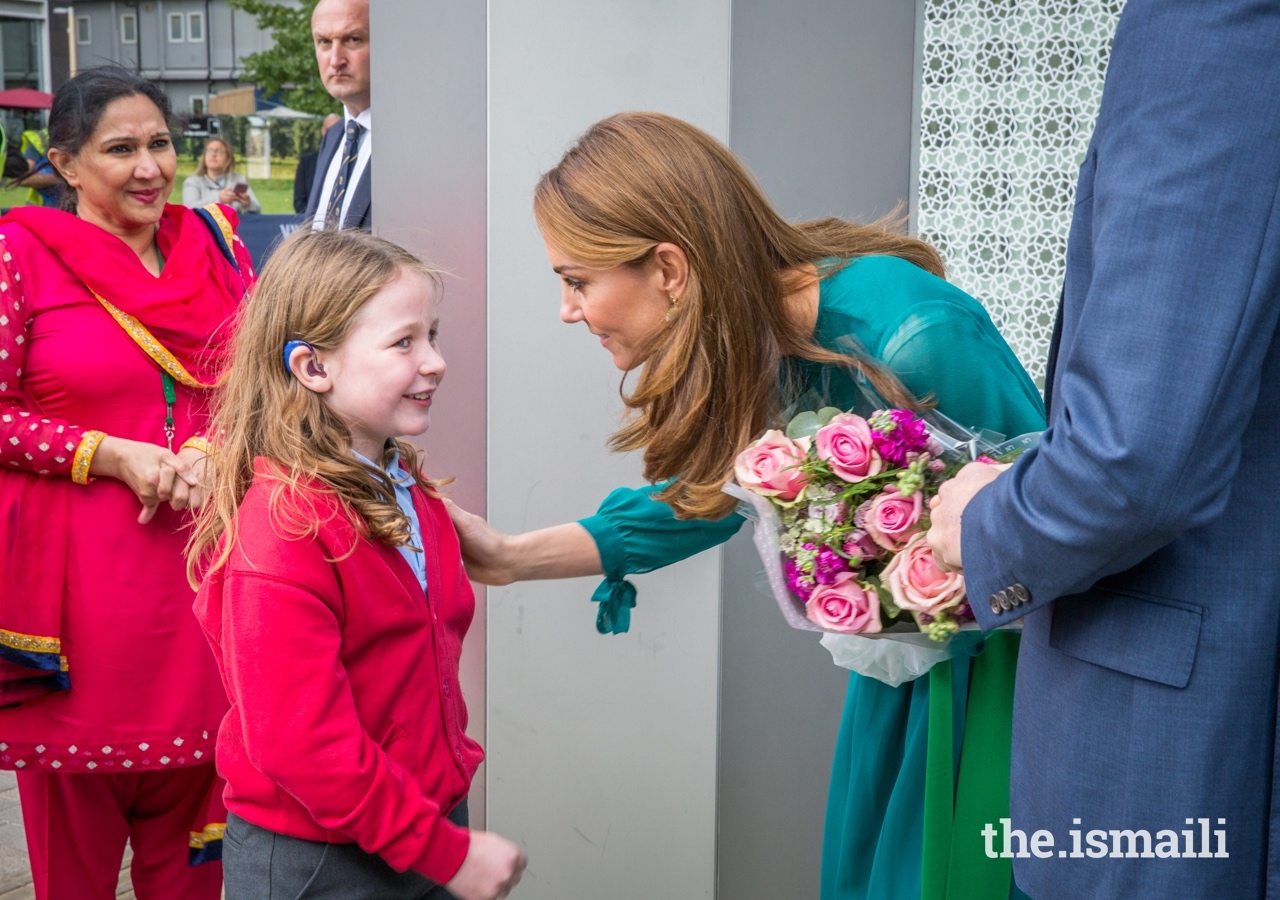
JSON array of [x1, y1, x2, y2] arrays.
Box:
[[183, 136, 261, 215]]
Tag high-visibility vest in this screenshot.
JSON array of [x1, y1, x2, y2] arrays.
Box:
[[19, 130, 49, 206]]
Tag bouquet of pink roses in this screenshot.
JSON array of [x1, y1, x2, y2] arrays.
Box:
[[725, 407, 1029, 643]]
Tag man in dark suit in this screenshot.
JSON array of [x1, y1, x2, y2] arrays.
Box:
[[304, 0, 372, 231], [293, 113, 342, 214], [929, 2, 1280, 897]]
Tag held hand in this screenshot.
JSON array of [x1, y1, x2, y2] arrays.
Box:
[[90, 436, 193, 524], [446, 500, 516, 585], [926, 461, 1009, 571], [167, 445, 215, 513], [217, 188, 239, 205], [444, 831, 527, 900]]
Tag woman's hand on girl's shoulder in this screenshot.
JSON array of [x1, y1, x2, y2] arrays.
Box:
[[446, 500, 516, 586], [444, 830, 527, 900]]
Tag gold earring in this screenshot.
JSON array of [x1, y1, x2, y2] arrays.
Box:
[[665, 294, 680, 322]]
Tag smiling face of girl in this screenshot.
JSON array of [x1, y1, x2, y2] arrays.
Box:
[[317, 267, 446, 459], [52, 93, 176, 235]]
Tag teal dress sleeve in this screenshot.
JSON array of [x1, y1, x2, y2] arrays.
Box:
[[579, 483, 743, 634]]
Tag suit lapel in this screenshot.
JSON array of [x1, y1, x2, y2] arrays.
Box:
[[304, 126, 342, 219], [344, 165, 372, 230]]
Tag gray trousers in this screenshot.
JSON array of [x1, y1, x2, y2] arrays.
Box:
[[223, 800, 468, 900]]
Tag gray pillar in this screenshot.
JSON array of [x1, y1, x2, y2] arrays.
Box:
[[485, 3, 730, 896], [371, 0, 490, 825]]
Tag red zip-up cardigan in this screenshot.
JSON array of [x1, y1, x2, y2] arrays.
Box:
[[194, 460, 483, 883]]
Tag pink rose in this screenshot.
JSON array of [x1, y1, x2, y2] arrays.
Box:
[[882, 533, 966, 617], [863, 485, 924, 552], [734, 430, 810, 501], [815, 413, 884, 483], [805, 571, 883, 633]]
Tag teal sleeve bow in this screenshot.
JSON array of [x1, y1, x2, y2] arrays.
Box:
[[591, 576, 637, 634]]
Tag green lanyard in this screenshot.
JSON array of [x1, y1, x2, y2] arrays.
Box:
[[162, 371, 177, 451], [153, 245, 177, 452]]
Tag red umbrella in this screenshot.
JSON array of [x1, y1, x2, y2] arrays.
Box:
[[0, 88, 53, 110]]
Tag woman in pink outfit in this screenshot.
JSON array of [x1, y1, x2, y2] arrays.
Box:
[[0, 67, 253, 899]]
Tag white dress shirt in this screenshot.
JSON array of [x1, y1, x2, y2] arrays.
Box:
[[312, 106, 372, 230]]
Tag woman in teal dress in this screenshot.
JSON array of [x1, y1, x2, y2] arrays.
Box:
[[450, 112, 1044, 900]]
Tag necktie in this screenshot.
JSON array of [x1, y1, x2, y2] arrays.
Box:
[[324, 119, 364, 229]]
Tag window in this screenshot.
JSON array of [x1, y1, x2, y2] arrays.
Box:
[[191, 96, 206, 116], [187, 12, 204, 43], [120, 13, 137, 44], [168, 12, 184, 42], [75, 15, 90, 44]]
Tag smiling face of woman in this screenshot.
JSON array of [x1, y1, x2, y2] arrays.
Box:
[[545, 238, 683, 371], [53, 93, 176, 234], [202, 140, 230, 176]]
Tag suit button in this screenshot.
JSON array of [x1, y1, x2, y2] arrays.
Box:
[[1012, 583, 1030, 604], [997, 590, 1012, 611], [443, 679, 450, 697], [990, 594, 1003, 615]]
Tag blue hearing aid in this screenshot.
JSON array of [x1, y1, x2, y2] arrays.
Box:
[[283, 340, 325, 376]]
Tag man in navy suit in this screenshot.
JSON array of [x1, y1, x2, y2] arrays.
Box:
[[930, 1, 1280, 896], [305, 0, 372, 231]]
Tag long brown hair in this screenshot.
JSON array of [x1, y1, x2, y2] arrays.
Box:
[[186, 228, 444, 587], [534, 111, 944, 520]]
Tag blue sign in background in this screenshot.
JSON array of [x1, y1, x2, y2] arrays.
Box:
[[236, 214, 302, 269]]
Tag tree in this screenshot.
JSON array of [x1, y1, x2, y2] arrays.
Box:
[[229, 0, 339, 116]]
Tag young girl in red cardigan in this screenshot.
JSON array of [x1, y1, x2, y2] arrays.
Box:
[[186, 229, 526, 900]]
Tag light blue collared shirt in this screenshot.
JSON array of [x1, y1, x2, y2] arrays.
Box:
[[356, 450, 426, 595]]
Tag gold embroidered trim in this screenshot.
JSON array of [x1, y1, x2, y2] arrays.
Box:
[[202, 203, 236, 251], [189, 822, 226, 849], [0, 627, 61, 656], [92, 294, 216, 389], [72, 430, 106, 486]]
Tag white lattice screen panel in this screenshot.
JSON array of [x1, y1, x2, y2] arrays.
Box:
[[915, 0, 1125, 386]]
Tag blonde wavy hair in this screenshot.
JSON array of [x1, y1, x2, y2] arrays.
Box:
[[534, 111, 945, 521], [186, 228, 445, 587]]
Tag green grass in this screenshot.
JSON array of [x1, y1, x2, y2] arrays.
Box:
[[1, 157, 301, 214]]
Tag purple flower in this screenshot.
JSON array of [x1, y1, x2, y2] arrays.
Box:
[[785, 557, 817, 601], [814, 545, 850, 585], [842, 529, 885, 565], [869, 409, 932, 468]]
